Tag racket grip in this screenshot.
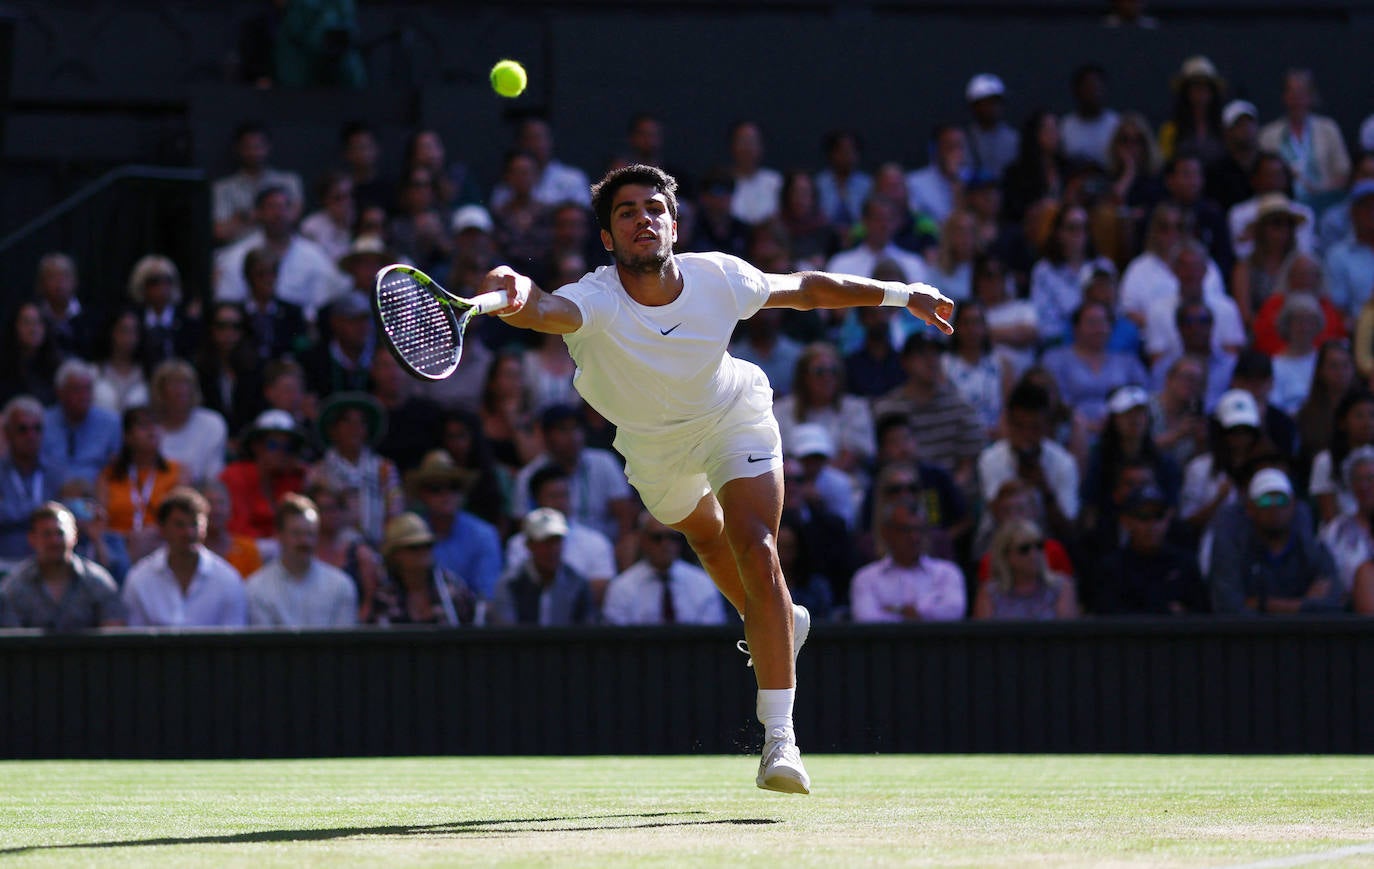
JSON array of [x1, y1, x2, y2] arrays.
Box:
[[468, 290, 512, 316]]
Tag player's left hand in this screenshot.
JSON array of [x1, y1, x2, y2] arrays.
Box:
[[906, 283, 955, 335]]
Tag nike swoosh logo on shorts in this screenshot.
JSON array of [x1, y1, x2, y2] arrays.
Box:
[[746, 454, 773, 463], [660, 323, 683, 335]]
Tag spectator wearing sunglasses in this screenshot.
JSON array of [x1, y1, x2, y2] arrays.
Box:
[[972, 518, 1079, 620], [1208, 468, 1342, 614], [219, 410, 308, 544]]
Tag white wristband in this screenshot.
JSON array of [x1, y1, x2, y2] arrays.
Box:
[[881, 283, 913, 307]]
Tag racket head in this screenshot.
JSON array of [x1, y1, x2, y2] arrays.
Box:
[[373, 264, 473, 381]]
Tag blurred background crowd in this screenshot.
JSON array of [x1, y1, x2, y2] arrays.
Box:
[[3, 0, 1374, 631]]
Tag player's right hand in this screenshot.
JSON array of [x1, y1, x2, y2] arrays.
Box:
[[482, 266, 533, 318]]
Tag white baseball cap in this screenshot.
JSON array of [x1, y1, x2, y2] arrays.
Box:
[[965, 73, 1006, 103], [1214, 389, 1261, 430], [1222, 99, 1258, 129], [1106, 384, 1150, 416], [524, 507, 569, 542], [1247, 468, 1293, 502], [451, 204, 495, 234], [790, 423, 835, 459]]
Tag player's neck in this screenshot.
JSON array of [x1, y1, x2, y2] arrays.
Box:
[[616, 257, 683, 306]]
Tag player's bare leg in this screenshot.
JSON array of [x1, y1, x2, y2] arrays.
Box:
[[671, 486, 810, 677], [673, 471, 811, 794]]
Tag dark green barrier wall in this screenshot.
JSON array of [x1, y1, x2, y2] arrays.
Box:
[[2, 619, 1371, 759]]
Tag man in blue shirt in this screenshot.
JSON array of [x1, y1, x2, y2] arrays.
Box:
[[0, 396, 61, 565], [39, 360, 121, 486], [1325, 179, 1374, 322], [408, 450, 503, 600]]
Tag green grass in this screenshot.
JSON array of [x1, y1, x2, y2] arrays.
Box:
[[2, 756, 1373, 867]]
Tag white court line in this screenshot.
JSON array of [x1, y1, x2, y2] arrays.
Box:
[[1222, 843, 1374, 868]]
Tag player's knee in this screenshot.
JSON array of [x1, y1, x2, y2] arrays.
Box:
[[730, 534, 780, 587]]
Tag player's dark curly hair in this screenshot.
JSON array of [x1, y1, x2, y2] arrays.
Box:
[[590, 163, 679, 231]]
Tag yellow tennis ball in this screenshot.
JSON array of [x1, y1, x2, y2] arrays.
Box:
[[490, 59, 527, 98]]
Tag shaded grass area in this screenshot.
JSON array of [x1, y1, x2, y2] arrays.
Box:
[[1, 756, 1373, 867]]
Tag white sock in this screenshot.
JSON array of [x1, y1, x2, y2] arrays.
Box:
[[757, 687, 795, 735]]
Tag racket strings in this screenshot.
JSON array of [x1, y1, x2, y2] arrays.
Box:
[[377, 272, 462, 379]]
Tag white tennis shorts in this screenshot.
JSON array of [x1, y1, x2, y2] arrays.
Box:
[[613, 367, 782, 525]]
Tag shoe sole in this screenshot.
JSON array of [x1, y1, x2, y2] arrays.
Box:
[[757, 772, 811, 795]]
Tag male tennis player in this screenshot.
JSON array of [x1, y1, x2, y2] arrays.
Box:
[[485, 164, 954, 794]]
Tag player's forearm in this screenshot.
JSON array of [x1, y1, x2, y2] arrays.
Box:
[[788, 271, 903, 310]]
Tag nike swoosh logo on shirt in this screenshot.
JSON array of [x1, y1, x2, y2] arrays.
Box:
[[660, 323, 683, 336], [746, 454, 773, 463]]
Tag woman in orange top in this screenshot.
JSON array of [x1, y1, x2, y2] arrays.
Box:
[[95, 405, 186, 559]]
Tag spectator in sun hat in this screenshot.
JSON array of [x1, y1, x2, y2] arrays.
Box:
[[371, 511, 476, 626], [1228, 160, 1317, 264], [310, 391, 402, 547], [337, 233, 396, 295], [963, 73, 1019, 181], [1206, 100, 1262, 211], [220, 409, 308, 541], [1081, 383, 1182, 538], [1208, 467, 1342, 614], [1158, 55, 1227, 165], [408, 448, 503, 602]]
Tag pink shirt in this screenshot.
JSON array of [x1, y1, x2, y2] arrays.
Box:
[[850, 556, 967, 623]]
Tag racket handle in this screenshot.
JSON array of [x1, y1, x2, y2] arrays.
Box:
[[468, 290, 511, 316]]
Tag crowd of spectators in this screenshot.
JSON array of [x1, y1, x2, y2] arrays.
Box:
[[4, 52, 1374, 632]]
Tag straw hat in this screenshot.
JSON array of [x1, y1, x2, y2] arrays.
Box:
[[404, 449, 475, 497], [382, 512, 435, 557], [1171, 56, 1226, 92]]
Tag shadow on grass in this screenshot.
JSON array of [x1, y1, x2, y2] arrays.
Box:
[[0, 812, 780, 855]]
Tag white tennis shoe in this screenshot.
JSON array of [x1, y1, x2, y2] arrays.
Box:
[[736, 604, 811, 668], [756, 727, 811, 794]]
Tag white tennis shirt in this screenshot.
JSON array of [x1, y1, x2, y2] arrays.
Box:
[[556, 252, 772, 437]]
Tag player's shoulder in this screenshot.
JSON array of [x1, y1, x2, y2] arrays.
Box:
[[679, 251, 767, 288], [556, 263, 619, 298]]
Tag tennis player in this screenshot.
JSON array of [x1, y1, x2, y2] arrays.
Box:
[[485, 164, 954, 794]]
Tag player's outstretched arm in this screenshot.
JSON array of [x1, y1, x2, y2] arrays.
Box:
[[762, 271, 955, 335], [483, 265, 583, 335]]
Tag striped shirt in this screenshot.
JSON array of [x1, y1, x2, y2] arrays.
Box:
[[873, 382, 985, 474]]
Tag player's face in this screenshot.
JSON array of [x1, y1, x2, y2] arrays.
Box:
[[601, 184, 677, 274]]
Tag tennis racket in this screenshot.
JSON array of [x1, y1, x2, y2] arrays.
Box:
[[373, 264, 509, 381]]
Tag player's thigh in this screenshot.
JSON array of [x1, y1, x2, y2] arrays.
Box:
[[616, 433, 712, 526], [715, 468, 785, 552]]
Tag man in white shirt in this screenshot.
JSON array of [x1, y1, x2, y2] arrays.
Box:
[[489, 117, 591, 209], [826, 197, 929, 284], [1142, 240, 1245, 363], [246, 494, 357, 627], [977, 380, 1080, 540], [214, 186, 348, 322], [727, 120, 784, 225], [212, 122, 304, 245], [603, 513, 726, 625], [481, 163, 953, 795], [850, 500, 966, 623], [905, 124, 968, 226], [122, 488, 247, 628]]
